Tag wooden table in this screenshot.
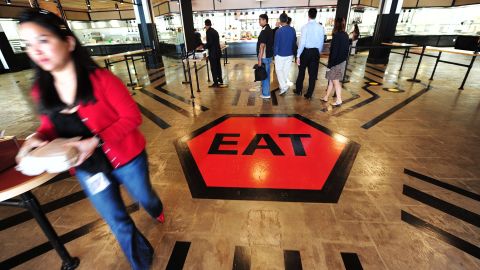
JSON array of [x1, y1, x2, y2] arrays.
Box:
[[382, 42, 421, 72], [392, 45, 479, 89], [93, 49, 152, 89], [0, 151, 79, 269]]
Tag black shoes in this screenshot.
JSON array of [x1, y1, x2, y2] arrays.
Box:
[[303, 94, 312, 100], [293, 90, 302, 96], [209, 83, 220, 88]]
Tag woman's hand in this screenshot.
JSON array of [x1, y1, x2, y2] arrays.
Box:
[[66, 137, 99, 166], [15, 134, 47, 163]]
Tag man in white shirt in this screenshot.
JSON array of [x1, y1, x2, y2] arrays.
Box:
[[294, 8, 325, 99]]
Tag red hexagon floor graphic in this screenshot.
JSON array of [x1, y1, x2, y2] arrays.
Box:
[[175, 114, 360, 202]]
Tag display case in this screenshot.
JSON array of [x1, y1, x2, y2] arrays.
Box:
[[154, 7, 340, 56], [68, 20, 141, 45], [395, 4, 480, 36]]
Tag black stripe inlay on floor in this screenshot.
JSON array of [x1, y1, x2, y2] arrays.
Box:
[[0, 190, 86, 231], [136, 102, 171, 129], [403, 185, 480, 227], [140, 88, 193, 117], [321, 94, 361, 112], [166, 241, 191, 270], [361, 85, 430, 129], [401, 210, 480, 259], [365, 64, 387, 73], [147, 68, 165, 76], [39, 171, 71, 187], [232, 246, 251, 270], [284, 250, 303, 270], [333, 84, 380, 117], [271, 88, 279, 106], [154, 86, 209, 111], [148, 74, 165, 84], [341, 252, 364, 270], [404, 169, 480, 202], [0, 203, 139, 269], [247, 92, 256, 106], [364, 69, 384, 80]]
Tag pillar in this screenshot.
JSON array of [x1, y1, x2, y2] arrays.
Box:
[[179, 0, 195, 52], [335, 0, 352, 23], [134, 0, 164, 69], [0, 25, 11, 72], [367, 0, 404, 64]]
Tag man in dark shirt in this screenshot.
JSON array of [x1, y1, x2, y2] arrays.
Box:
[[193, 28, 203, 49], [201, 19, 223, 87], [257, 14, 274, 99]]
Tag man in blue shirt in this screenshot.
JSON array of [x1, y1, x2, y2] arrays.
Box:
[[294, 8, 325, 99], [274, 13, 297, 96]]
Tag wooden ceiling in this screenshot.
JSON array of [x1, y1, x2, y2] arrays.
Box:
[[1, 0, 168, 11]]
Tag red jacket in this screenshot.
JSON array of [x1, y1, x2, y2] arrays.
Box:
[[32, 68, 146, 169]]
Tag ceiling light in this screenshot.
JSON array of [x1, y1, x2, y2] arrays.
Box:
[[6, 0, 12, 4]]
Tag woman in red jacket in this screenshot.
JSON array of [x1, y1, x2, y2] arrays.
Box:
[[16, 10, 164, 270]]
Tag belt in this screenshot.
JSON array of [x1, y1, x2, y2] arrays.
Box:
[[305, 48, 318, 50]]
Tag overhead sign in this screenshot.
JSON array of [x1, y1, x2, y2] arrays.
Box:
[[175, 114, 360, 202]]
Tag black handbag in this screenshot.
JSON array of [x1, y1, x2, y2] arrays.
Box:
[[253, 64, 267, 82]]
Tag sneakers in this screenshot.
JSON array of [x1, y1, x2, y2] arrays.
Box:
[[332, 100, 342, 107], [260, 95, 271, 99], [279, 89, 288, 96], [287, 81, 293, 87]]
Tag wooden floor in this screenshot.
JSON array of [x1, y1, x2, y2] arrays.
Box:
[[0, 50, 479, 269]]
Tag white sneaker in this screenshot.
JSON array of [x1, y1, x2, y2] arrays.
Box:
[[279, 89, 288, 96], [287, 81, 293, 87], [260, 95, 271, 99]]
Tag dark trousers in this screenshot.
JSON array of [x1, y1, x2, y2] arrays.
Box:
[[295, 48, 320, 98], [209, 56, 223, 84]]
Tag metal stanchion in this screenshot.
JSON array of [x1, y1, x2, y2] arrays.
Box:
[[185, 52, 195, 99], [20, 192, 80, 270], [429, 51, 442, 81], [194, 61, 201, 92], [407, 45, 426, 83], [181, 47, 190, 84], [459, 54, 477, 90], [399, 47, 409, 71], [206, 57, 211, 82], [342, 45, 352, 85]]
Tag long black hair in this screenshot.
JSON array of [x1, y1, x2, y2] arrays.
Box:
[[19, 9, 99, 114]]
